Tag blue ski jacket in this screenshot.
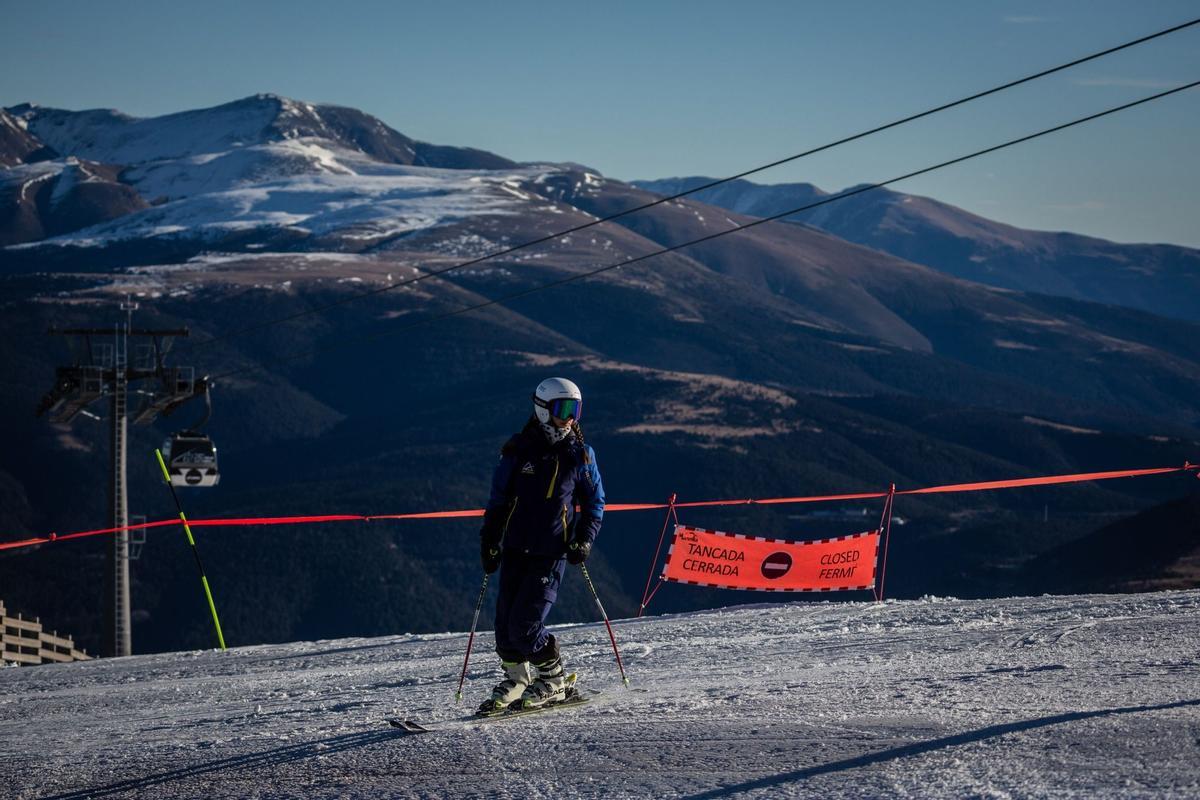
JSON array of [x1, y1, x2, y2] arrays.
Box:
[[480, 421, 605, 557]]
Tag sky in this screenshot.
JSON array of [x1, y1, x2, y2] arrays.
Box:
[[3, 0, 1198, 247]]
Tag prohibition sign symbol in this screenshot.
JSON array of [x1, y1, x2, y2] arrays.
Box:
[[761, 551, 793, 580]]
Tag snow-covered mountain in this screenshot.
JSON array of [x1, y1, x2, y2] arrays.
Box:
[[8, 94, 516, 175], [3, 590, 1198, 797], [20, 163, 543, 250], [1, 94, 530, 251]]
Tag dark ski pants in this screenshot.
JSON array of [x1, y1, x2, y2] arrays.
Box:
[[494, 552, 567, 664]]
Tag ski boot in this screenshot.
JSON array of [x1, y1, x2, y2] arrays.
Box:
[[519, 653, 569, 709], [477, 660, 532, 716]]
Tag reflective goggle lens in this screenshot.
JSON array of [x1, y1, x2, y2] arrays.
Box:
[[549, 398, 580, 421]]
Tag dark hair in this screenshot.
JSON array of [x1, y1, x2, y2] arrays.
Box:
[[570, 419, 591, 463]]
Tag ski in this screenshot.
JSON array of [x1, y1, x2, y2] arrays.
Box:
[[482, 687, 592, 722], [386, 687, 596, 734], [387, 718, 433, 733]]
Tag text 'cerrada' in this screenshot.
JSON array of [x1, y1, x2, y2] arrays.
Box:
[[661, 525, 879, 593]]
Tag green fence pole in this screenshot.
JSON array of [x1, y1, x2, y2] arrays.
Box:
[[155, 449, 226, 651]]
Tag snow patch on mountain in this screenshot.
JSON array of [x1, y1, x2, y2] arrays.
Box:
[[122, 139, 359, 201], [47, 157, 105, 206], [5, 162, 59, 203], [26, 166, 544, 248]]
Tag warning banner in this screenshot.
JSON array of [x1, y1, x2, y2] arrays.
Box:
[[661, 525, 879, 593]]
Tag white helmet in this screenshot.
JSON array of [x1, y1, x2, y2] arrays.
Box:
[[533, 377, 582, 442]]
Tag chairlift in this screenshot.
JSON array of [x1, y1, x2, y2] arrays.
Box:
[[162, 379, 219, 488], [162, 431, 220, 487]]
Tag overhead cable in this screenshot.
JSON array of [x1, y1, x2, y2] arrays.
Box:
[[208, 79, 1200, 382]]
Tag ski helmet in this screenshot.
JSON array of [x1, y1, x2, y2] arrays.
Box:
[[533, 377, 582, 441]]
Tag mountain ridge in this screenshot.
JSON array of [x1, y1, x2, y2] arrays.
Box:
[[6, 94, 519, 173], [635, 176, 1200, 322]]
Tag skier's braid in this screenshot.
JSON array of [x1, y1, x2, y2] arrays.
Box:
[[571, 420, 590, 464]]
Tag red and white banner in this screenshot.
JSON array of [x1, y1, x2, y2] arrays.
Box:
[[661, 525, 879, 593]]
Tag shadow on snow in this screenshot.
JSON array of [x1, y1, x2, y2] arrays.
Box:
[[39, 697, 1200, 799], [683, 698, 1200, 799]]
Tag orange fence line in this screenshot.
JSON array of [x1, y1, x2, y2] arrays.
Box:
[[897, 466, 1185, 495], [1, 462, 1194, 553]]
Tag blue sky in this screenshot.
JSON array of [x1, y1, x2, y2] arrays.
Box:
[[3, 0, 1198, 246]]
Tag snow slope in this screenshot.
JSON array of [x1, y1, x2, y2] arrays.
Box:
[[31, 164, 537, 247], [11, 100, 277, 166], [3, 96, 544, 251], [3, 591, 1199, 798]]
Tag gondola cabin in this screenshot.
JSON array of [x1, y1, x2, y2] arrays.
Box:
[[162, 432, 220, 487]]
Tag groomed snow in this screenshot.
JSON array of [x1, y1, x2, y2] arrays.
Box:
[[3, 590, 1199, 798]]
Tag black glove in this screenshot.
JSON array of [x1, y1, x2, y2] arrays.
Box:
[[481, 541, 502, 574], [566, 537, 592, 565]]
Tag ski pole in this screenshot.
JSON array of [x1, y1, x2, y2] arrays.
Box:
[[154, 449, 226, 651], [579, 563, 630, 687], [455, 573, 490, 703]]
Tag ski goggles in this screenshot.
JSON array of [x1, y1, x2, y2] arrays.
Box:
[[533, 395, 582, 422]]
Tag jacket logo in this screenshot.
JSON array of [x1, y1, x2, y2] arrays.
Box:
[[521, 462, 535, 475]]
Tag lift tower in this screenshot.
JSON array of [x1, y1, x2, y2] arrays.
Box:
[[37, 300, 201, 657]]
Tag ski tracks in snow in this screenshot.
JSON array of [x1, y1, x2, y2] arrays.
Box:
[[2, 591, 1199, 798]]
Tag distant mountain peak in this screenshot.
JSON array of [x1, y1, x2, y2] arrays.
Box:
[[5, 95, 518, 174], [0, 106, 57, 167], [5, 102, 40, 119]]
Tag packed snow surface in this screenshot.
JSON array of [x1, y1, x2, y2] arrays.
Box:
[[3, 590, 1199, 798]]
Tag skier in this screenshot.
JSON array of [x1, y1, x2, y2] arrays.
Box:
[[477, 377, 605, 713]]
